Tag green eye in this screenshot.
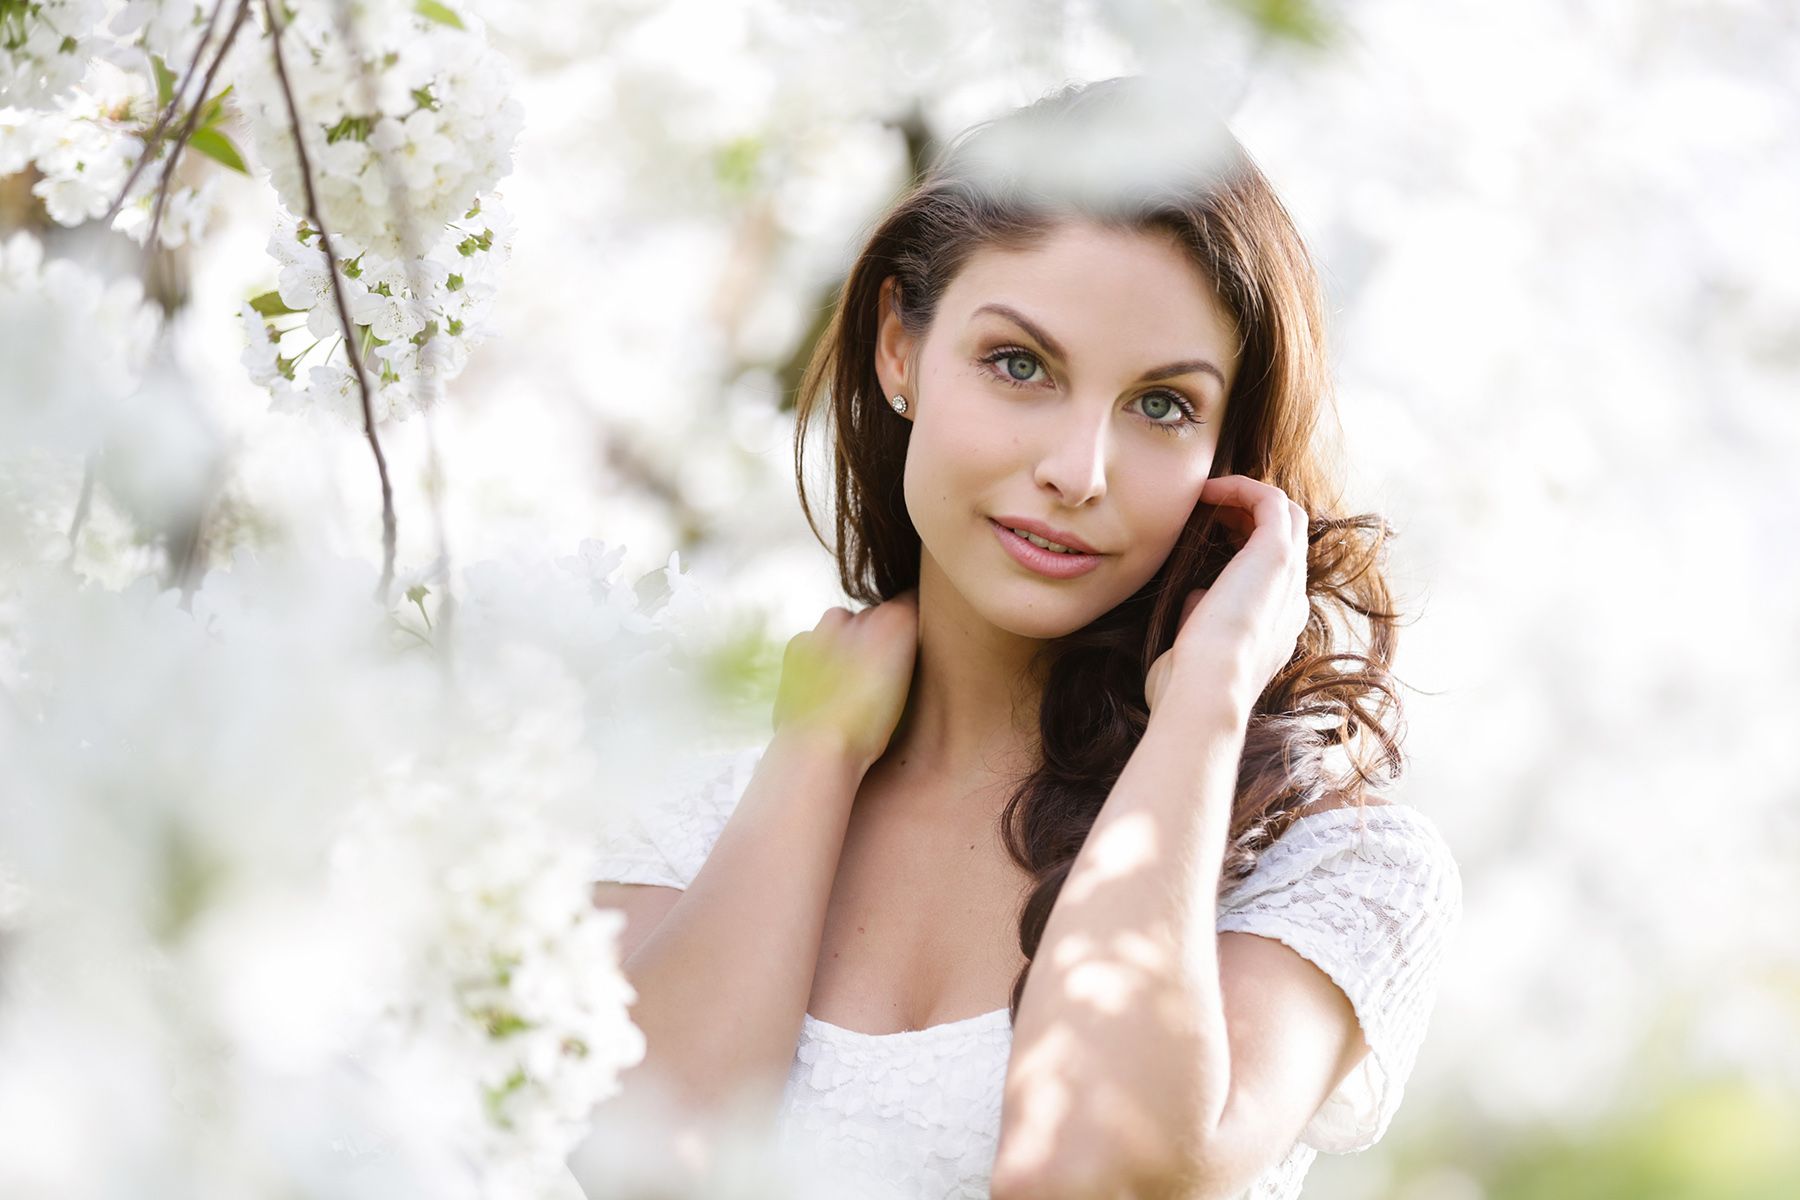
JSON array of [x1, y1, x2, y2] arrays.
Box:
[[1000, 353, 1041, 382], [978, 347, 1205, 437]]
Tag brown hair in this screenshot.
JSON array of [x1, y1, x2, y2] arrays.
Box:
[[791, 76, 1409, 1024]]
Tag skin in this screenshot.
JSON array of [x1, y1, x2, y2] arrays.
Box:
[[793, 217, 1341, 1197], [587, 216, 1350, 1197], [858, 217, 1248, 803]]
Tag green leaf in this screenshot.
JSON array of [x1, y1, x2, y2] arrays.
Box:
[[196, 85, 234, 132], [151, 55, 177, 109], [1221, 0, 1337, 48], [187, 126, 248, 174], [249, 290, 300, 317], [713, 135, 762, 195], [482, 1009, 530, 1038], [324, 114, 373, 144], [414, 0, 465, 29]]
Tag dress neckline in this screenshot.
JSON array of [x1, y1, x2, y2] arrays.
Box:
[[794, 806, 1434, 1045], [802, 1006, 1012, 1042]]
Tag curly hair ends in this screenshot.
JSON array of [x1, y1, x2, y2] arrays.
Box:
[[790, 76, 1414, 1027]]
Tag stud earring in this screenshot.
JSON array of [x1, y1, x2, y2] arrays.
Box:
[[889, 394, 908, 414]]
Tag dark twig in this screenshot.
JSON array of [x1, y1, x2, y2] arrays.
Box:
[[100, 0, 233, 229], [260, 0, 398, 602], [146, 0, 253, 253], [63, 452, 96, 568], [328, 0, 458, 652]]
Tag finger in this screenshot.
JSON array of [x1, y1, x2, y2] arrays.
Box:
[[1193, 480, 1255, 542], [1199, 475, 1291, 547], [1200, 503, 1255, 543], [1288, 500, 1309, 562]]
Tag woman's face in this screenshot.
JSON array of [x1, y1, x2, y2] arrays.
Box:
[[875, 218, 1241, 641]]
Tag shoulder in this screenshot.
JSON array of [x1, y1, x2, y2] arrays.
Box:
[[641, 741, 768, 884], [1216, 800, 1464, 1013], [590, 741, 767, 890], [1222, 800, 1462, 913], [1215, 800, 1464, 1155]]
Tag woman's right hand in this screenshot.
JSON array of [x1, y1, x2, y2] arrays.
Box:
[[772, 588, 919, 772]]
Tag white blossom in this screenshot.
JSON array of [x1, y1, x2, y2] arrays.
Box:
[[231, 0, 524, 260], [0, 0, 109, 106], [109, 0, 213, 69], [0, 536, 738, 1197], [0, 231, 160, 463], [8, 55, 217, 250], [244, 193, 512, 425]]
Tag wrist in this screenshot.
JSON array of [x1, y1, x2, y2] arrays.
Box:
[[769, 724, 877, 780], [1146, 653, 1258, 730]]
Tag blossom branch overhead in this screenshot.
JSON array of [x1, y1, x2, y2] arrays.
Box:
[[258, 0, 396, 598], [3, 0, 521, 589]]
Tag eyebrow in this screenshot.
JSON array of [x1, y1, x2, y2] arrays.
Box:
[[971, 302, 1228, 391]]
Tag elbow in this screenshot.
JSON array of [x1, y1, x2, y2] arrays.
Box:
[[990, 1137, 1243, 1200], [990, 1152, 1198, 1200]]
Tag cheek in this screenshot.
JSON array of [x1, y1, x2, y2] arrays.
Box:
[[1113, 473, 1207, 571], [907, 394, 1015, 492]]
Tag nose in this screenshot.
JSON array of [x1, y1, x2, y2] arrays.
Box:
[[1032, 398, 1109, 508]]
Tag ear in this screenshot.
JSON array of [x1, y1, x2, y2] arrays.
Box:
[[874, 276, 919, 416]]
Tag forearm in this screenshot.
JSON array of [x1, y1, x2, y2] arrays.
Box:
[[616, 731, 864, 1113], [994, 697, 1247, 1191]]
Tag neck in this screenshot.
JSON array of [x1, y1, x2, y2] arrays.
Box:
[[879, 549, 1051, 791]]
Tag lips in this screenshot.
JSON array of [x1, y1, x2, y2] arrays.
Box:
[[988, 515, 1102, 555], [988, 518, 1105, 580]]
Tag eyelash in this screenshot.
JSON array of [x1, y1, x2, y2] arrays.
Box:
[[976, 346, 1206, 436]]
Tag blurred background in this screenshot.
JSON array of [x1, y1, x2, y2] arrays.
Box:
[[7, 0, 1799, 1195]]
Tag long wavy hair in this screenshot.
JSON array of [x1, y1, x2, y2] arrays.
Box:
[[790, 77, 1410, 1025]]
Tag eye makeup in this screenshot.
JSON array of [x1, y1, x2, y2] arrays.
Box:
[[973, 345, 1208, 437]]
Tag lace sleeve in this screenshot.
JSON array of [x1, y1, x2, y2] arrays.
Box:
[[1214, 804, 1464, 1155], [588, 743, 766, 889]]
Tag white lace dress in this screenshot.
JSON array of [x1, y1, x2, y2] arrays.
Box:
[[590, 744, 1464, 1199]]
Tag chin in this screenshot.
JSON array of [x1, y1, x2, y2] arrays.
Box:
[[975, 580, 1111, 642]]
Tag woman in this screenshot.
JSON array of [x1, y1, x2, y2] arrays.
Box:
[[590, 76, 1463, 1199]]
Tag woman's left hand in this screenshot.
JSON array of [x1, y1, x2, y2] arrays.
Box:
[[1143, 475, 1312, 718]]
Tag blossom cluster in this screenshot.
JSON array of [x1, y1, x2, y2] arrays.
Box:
[[0, 54, 216, 246], [240, 193, 512, 425], [226, 0, 522, 422], [0, 229, 160, 460], [230, 0, 523, 259], [0, 540, 728, 1199], [1, 0, 522, 422], [0, 0, 110, 107]]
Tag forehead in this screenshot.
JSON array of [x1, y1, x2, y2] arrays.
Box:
[[939, 219, 1239, 375]]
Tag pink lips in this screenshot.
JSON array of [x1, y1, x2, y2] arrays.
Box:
[[988, 518, 1105, 579]]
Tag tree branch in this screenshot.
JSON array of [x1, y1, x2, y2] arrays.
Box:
[[259, 0, 398, 602], [100, 0, 233, 229], [145, 0, 253, 253], [329, 0, 457, 645], [62, 452, 96, 569]]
